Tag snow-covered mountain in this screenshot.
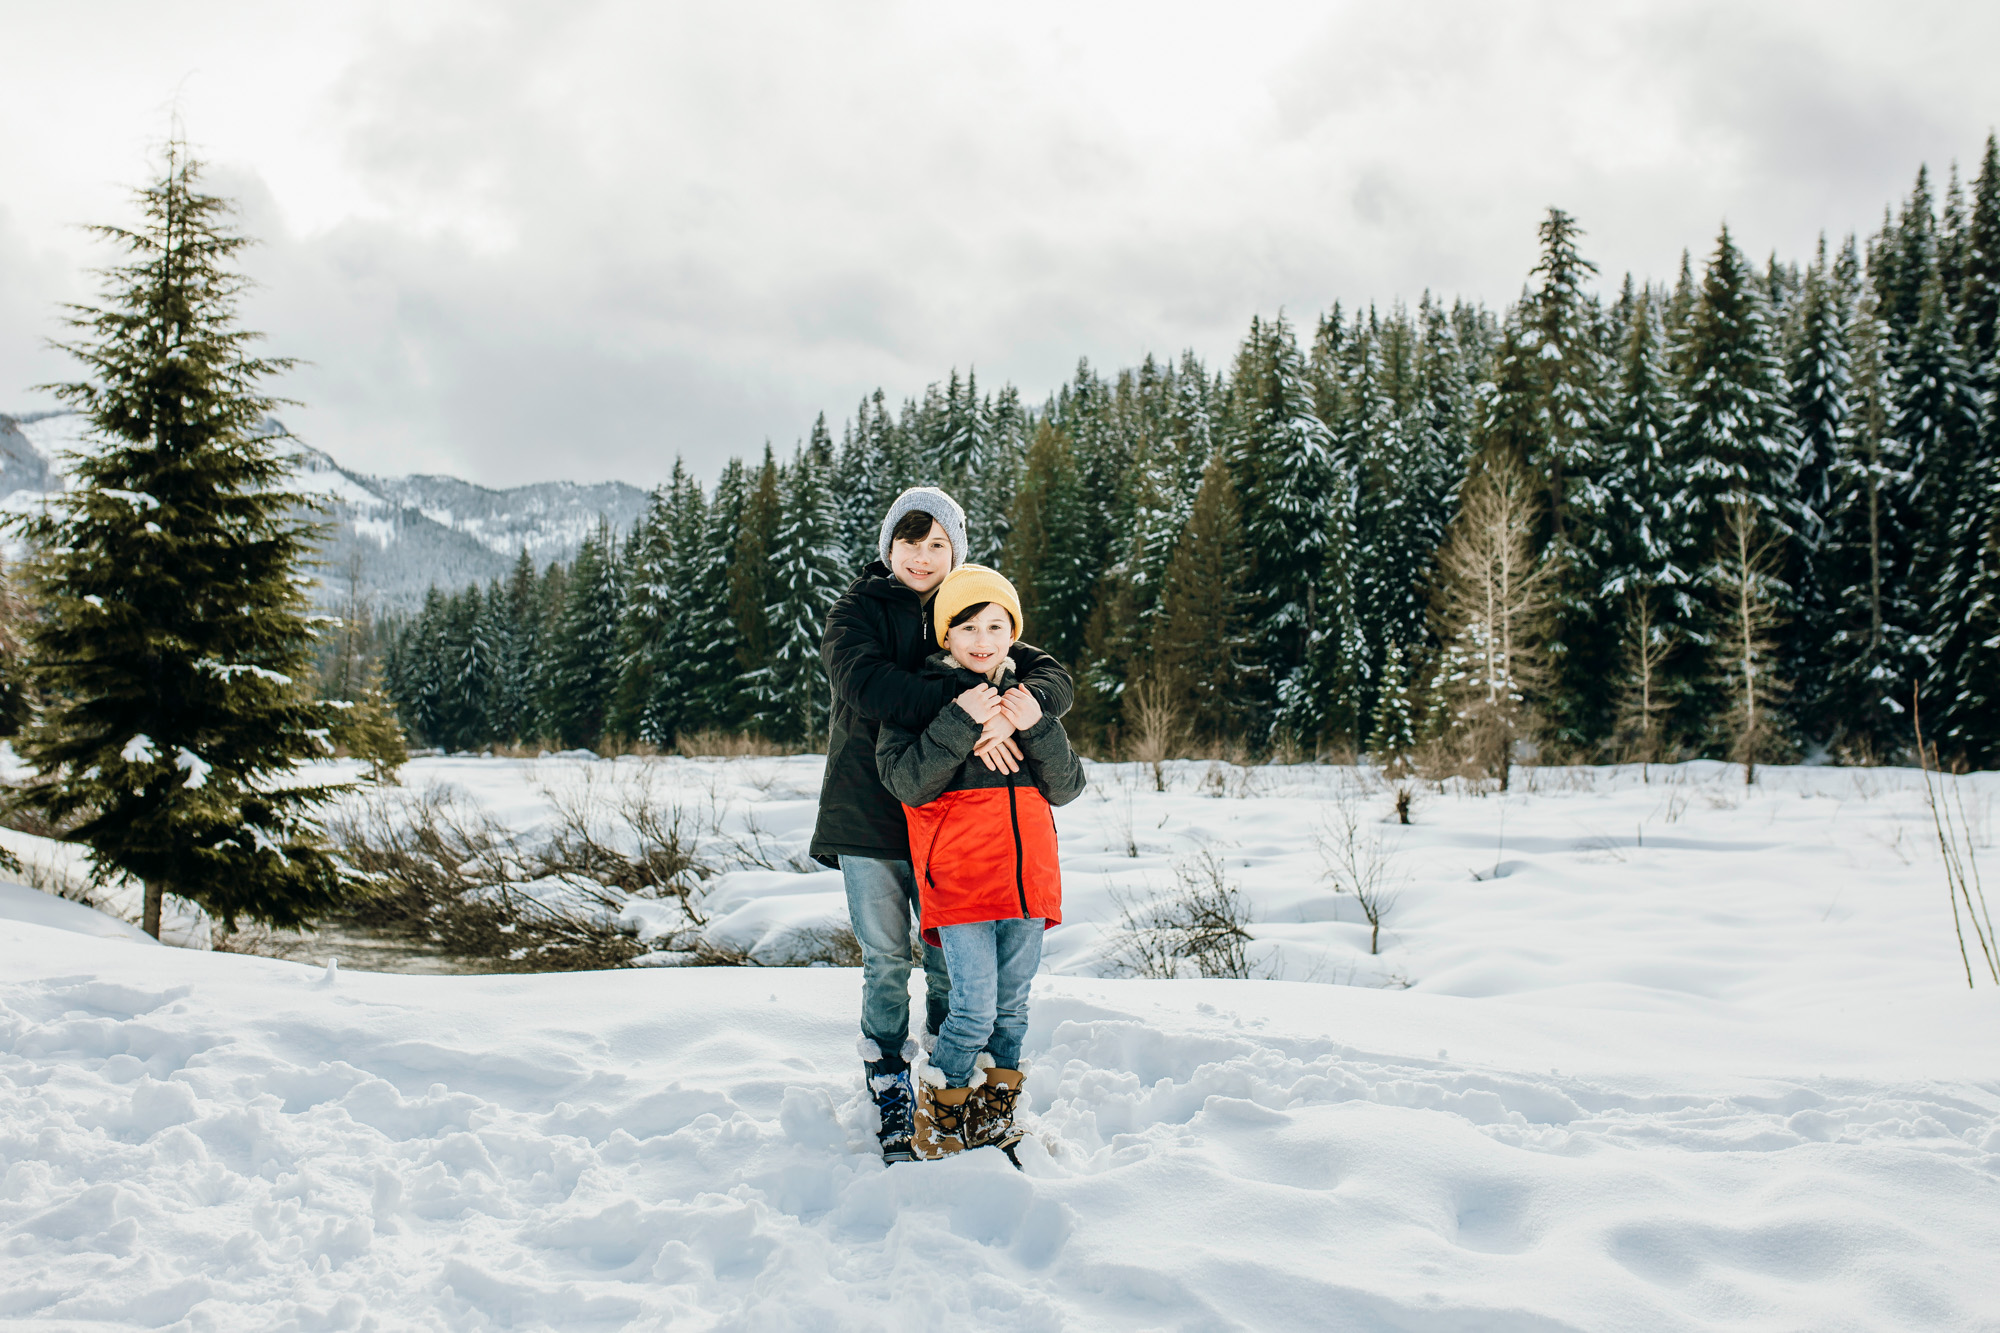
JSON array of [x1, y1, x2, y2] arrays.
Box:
[[0, 411, 650, 612]]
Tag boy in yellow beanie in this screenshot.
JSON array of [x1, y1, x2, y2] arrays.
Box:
[[875, 564, 1087, 1160]]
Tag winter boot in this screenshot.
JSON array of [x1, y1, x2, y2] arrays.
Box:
[[968, 1064, 1027, 1152], [913, 1068, 975, 1159], [861, 1038, 917, 1164]]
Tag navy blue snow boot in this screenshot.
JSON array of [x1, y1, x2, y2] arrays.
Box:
[[861, 1038, 917, 1164]]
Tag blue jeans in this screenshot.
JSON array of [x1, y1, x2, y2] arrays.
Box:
[[933, 918, 1043, 1087], [840, 856, 951, 1055]]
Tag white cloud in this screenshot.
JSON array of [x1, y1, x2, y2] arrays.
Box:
[[2, 0, 1995, 488]]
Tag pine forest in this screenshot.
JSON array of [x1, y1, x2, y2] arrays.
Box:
[[373, 138, 2000, 774]]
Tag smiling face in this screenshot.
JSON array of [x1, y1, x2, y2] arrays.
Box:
[[944, 602, 1016, 676], [888, 519, 953, 594]]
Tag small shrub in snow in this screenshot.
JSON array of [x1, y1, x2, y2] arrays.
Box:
[[1317, 787, 1402, 956], [1110, 850, 1255, 980]]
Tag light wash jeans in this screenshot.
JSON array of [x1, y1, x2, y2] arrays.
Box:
[[932, 917, 1044, 1087], [840, 856, 951, 1055]]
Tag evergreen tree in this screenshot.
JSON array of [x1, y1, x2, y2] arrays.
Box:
[[730, 445, 782, 684], [1002, 421, 1094, 665], [5, 140, 354, 936], [1152, 452, 1254, 743], [748, 445, 848, 742], [688, 458, 749, 730], [636, 461, 710, 745], [546, 525, 621, 748], [490, 550, 543, 743], [1782, 238, 1856, 739], [1666, 224, 1801, 745], [1934, 135, 2000, 761], [612, 486, 677, 741], [1520, 209, 1616, 748]]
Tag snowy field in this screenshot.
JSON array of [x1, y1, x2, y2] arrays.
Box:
[[3, 754, 1999, 1330]]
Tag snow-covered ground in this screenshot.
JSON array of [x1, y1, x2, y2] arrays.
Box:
[[3, 756, 1998, 1329]]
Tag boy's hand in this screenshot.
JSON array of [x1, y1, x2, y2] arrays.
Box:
[[997, 686, 1042, 732], [955, 683, 1001, 723], [973, 725, 1023, 773]]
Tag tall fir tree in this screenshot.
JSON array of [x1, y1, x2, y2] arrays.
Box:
[[1782, 238, 1857, 740], [748, 445, 848, 742], [1152, 452, 1255, 743], [688, 458, 750, 730], [1520, 209, 1616, 748], [1002, 421, 1095, 666], [6, 140, 354, 936], [545, 525, 621, 748], [1665, 224, 1801, 746], [730, 445, 783, 686]]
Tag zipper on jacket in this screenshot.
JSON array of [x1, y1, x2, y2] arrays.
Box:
[[1006, 773, 1029, 918]]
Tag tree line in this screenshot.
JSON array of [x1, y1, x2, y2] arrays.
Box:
[[379, 135, 2000, 773]]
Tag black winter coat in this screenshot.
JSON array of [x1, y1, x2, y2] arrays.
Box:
[[809, 562, 1073, 866]]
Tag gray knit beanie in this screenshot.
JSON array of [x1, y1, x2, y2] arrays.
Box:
[[877, 486, 967, 571]]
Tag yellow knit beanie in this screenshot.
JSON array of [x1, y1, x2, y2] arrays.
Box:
[[932, 564, 1025, 648]]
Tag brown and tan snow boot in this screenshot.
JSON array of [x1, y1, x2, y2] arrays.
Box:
[[914, 1074, 974, 1159], [968, 1067, 1026, 1151]]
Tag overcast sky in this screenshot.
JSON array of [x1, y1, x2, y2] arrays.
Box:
[[3, 0, 1995, 489]]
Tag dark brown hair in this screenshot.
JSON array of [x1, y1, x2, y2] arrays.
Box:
[[948, 601, 1016, 633], [891, 509, 940, 546]]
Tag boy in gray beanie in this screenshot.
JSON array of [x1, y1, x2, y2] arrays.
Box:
[[811, 486, 1072, 1162], [876, 486, 968, 571]]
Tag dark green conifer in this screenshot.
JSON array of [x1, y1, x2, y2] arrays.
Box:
[[5, 140, 355, 936]]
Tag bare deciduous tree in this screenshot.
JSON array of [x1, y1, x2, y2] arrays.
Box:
[[1428, 458, 1556, 791], [1613, 586, 1678, 780], [1713, 502, 1789, 785]]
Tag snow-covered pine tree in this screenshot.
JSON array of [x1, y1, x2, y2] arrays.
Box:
[[748, 445, 847, 743], [1520, 209, 1616, 750], [611, 485, 676, 742], [440, 585, 496, 750], [688, 458, 750, 731], [1665, 224, 1802, 746], [1228, 313, 1344, 741], [487, 550, 542, 744], [1365, 645, 1418, 769], [1932, 135, 2000, 762], [1600, 282, 1689, 759], [1781, 238, 1857, 741], [1002, 421, 1094, 665], [635, 460, 710, 745], [5, 140, 355, 936], [545, 524, 621, 749], [730, 446, 782, 681]]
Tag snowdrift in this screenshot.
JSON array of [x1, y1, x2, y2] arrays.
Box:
[[3, 758, 1998, 1329]]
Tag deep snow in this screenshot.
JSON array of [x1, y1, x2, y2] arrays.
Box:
[[3, 757, 1998, 1330]]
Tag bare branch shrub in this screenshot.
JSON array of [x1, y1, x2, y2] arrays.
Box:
[[675, 729, 792, 758], [1110, 850, 1254, 979], [1317, 787, 1403, 955], [1124, 674, 1186, 792]]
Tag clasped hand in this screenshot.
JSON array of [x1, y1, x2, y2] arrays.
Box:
[[956, 685, 1043, 773]]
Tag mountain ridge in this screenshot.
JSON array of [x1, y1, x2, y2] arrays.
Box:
[[0, 411, 650, 612]]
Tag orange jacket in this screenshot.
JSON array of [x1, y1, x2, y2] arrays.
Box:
[[875, 654, 1087, 944]]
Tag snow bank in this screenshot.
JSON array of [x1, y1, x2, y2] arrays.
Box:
[[4, 755, 1999, 1327], [1, 917, 1995, 1330], [0, 881, 156, 944]]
